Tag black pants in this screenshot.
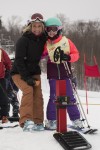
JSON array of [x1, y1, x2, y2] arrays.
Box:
[[7, 91, 19, 116], [6, 77, 19, 116], [0, 78, 8, 119]]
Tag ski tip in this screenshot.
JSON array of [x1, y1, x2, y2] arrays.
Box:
[[89, 129, 98, 134], [84, 128, 98, 134], [67, 124, 98, 135], [84, 129, 93, 134]]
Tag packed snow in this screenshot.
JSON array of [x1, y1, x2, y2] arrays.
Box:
[[0, 73, 100, 150]]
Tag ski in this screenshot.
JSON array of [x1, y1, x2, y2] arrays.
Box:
[[44, 126, 56, 131], [87, 129, 98, 134], [68, 124, 98, 134], [0, 124, 19, 129]]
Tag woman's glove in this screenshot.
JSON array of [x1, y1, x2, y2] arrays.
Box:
[[22, 76, 40, 86], [26, 77, 36, 86]]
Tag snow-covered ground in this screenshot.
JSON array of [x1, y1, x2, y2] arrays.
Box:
[[0, 73, 100, 150]]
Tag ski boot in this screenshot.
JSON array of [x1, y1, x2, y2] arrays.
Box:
[[45, 120, 56, 130], [33, 123, 44, 131], [72, 119, 84, 129], [23, 120, 34, 132]]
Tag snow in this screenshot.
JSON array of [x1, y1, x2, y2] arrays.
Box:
[[0, 73, 100, 150]]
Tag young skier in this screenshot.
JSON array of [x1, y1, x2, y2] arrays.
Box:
[[11, 13, 47, 132], [43, 17, 83, 130], [0, 48, 12, 124]]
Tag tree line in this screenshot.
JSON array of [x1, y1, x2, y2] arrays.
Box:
[[0, 15, 100, 91]]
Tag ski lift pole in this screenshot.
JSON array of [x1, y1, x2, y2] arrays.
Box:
[[63, 61, 90, 128]]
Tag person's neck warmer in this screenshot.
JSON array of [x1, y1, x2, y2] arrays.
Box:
[[48, 30, 62, 41]]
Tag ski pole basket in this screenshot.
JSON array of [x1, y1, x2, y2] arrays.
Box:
[[53, 131, 92, 150]]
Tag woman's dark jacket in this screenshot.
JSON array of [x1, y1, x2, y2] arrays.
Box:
[[11, 32, 47, 80]]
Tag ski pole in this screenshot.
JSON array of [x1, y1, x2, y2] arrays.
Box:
[[53, 47, 91, 128], [63, 61, 91, 128], [63, 62, 86, 121], [71, 81, 90, 128]]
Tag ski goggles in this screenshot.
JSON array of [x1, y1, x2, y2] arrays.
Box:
[[46, 26, 62, 32], [31, 13, 44, 22]]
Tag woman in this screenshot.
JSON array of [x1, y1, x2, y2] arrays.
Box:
[[11, 13, 47, 132]]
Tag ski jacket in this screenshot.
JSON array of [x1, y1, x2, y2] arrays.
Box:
[[11, 32, 47, 80], [43, 35, 79, 79], [0, 48, 12, 78]]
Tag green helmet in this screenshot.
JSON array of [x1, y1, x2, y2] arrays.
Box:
[[45, 17, 62, 27]]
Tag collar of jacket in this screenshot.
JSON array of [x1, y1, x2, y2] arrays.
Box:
[[47, 35, 62, 44], [23, 32, 46, 41]]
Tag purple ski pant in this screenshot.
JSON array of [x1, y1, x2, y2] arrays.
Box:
[[46, 79, 80, 121]]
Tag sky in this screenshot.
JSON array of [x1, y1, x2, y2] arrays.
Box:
[[0, 0, 100, 26], [0, 73, 100, 150]]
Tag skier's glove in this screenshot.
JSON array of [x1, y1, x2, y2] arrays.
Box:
[[60, 50, 71, 62]]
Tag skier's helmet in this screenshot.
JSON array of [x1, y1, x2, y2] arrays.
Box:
[[45, 17, 62, 27]]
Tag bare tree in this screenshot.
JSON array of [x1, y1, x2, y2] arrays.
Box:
[[7, 16, 22, 44]]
